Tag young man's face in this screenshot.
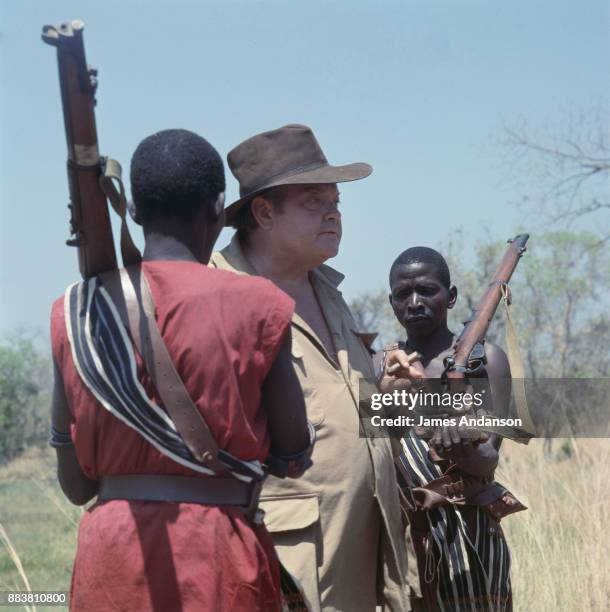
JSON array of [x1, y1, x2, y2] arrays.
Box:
[[389, 262, 456, 338], [269, 183, 342, 268]]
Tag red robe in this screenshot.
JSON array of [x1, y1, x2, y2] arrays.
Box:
[[51, 261, 294, 612]]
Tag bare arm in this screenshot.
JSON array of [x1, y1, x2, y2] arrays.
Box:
[[51, 360, 98, 505], [262, 330, 310, 461]]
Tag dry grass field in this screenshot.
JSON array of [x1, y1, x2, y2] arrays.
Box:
[[496, 438, 610, 611], [0, 441, 608, 611]]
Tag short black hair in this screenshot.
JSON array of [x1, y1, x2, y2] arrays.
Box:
[[130, 129, 225, 224], [389, 246, 451, 288]]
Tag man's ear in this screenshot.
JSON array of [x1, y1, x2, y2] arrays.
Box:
[[250, 194, 275, 231], [447, 285, 458, 309], [213, 192, 225, 218], [388, 293, 394, 308], [128, 201, 142, 226]]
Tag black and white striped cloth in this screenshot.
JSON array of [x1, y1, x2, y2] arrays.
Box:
[[400, 434, 512, 612], [64, 277, 265, 484]]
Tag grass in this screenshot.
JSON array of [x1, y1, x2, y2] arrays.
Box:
[[0, 524, 35, 612], [0, 446, 81, 611], [0, 442, 609, 611], [497, 438, 610, 611]]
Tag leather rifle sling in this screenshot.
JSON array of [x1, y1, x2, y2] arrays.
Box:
[[501, 283, 536, 442], [100, 265, 231, 477], [99, 157, 143, 267]]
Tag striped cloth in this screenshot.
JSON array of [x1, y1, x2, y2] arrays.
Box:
[[400, 434, 512, 612], [64, 277, 265, 484]]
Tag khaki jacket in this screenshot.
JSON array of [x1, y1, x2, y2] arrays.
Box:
[[210, 235, 408, 612]]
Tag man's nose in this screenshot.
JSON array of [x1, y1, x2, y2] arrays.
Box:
[[407, 293, 423, 312], [324, 204, 341, 221]]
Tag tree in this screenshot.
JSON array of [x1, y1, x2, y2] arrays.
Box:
[[502, 104, 609, 243], [0, 332, 52, 462], [512, 231, 610, 378], [349, 289, 403, 350], [442, 229, 610, 378]]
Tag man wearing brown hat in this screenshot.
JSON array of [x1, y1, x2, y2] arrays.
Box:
[[210, 125, 414, 611]]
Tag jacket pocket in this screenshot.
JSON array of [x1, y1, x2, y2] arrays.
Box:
[[260, 495, 321, 611], [260, 494, 319, 532]]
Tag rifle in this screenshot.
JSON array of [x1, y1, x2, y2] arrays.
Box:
[[443, 234, 529, 379], [441, 233, 534, 441], [42, 20, 138, 278]]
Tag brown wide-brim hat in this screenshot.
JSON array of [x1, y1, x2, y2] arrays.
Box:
[[224, 124, 372, 226]]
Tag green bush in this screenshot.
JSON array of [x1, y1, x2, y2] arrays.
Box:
[[0, 333, 52, 463]]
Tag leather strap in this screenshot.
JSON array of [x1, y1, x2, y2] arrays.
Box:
[[403, 464, 526, 520], [100, 265, 230, 477], [501, 283, 536, 441], [98, 474, 257, 506], [99, 157, 142, 267]]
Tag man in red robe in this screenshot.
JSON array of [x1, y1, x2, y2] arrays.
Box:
[[50, 129, 311, 611]]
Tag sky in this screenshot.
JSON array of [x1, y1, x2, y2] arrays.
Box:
[[1, 0, 608, 338]]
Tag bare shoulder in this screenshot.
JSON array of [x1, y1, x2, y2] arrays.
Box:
[[484, 342, 511, 378]]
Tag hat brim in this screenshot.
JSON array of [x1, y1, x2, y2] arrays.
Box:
[[224, 162, 372, 226]]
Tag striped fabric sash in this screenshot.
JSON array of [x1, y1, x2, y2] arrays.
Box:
[[64, 277, 265, 484], [400, 434, 512, 612]]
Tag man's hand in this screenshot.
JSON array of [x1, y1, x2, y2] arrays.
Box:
[[379, 348, 424, 394], [428, 423, 489, 453], [384, 348, 424, 379], [427, 424, 497, 477]]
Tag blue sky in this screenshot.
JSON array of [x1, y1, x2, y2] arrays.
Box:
[[1, 0, 608, 337]]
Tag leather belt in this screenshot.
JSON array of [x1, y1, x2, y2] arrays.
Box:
[[98, 474, 261, 510]]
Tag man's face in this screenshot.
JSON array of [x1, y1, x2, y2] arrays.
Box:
[[389, 262, 456, 338], [269, 183, 342, 267]]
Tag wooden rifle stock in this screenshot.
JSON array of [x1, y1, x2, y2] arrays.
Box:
[[42, 20, 117, 278], [444, 234, 529, 380]]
